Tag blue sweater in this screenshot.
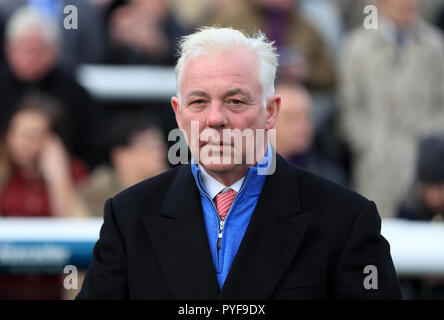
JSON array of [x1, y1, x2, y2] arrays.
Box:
[[191, 150, 270, 288]]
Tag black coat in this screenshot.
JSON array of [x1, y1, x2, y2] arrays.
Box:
[[77, 155, 402, 299]]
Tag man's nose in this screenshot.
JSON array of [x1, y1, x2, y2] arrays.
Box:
[[206, 101, 227, 128]]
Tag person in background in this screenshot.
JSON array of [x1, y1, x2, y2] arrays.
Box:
[[208, 0, 335, 90], [274, 82, 346, 185], [0, 5, 100, 168], [79, 114, 169, 217], [340, 0, 444, 218], [396, 133, 444, 300], [0, 94, 88, 300], [398, 134, 444, 221], [104, 0, 188, 65], [0, 94, 89, 218], [0, 0, 105, 74]]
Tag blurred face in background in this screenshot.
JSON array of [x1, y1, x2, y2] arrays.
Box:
[[379, 0, 419, 27], [422, 184, 444, 212], [6, 30, 58, 82], [6, 109, 50, 170], [112, 128, 168, 185], [274, 84, 313, 158]]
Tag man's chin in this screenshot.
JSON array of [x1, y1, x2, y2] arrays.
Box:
[[200, 159, 238, 173]]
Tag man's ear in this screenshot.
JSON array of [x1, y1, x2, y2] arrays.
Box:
[[265, 94, 281, 130], [171, 96, 182, 129]]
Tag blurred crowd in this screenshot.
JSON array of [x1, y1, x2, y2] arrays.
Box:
[[0, 0, 443, 299]]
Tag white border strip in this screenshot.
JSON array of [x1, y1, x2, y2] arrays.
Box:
[[0, 218, 102, 242]]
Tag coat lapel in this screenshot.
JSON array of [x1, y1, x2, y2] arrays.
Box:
[[218, 155, 312, 299], [142, 165, 220, 299]]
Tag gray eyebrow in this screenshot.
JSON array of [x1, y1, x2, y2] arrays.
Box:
[[184, 88, 254, 103], [222, 88, 253, 101], [185, 90, 210, 101]]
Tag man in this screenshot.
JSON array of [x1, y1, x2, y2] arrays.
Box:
[[78, 27, 401, 299], [340, 0, 444, 218]]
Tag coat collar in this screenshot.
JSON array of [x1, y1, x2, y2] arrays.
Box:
[[143, 154, 312, 299]]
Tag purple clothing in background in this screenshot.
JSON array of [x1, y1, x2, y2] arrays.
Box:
[[265, 9, 290, 52]]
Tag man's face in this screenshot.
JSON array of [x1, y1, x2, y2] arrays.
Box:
[[6, 31, 57, 82], [171, 47, 280, 175]]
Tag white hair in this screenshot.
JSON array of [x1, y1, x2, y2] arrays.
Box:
[[174, 26, 279, 106], [5, 5, 61, 47]]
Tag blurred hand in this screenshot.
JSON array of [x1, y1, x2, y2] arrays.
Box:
[[38, 134, 71, 184], [38, 134, 88, 218]]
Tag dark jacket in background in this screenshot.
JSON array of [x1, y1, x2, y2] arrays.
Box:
[[0, 67, 100, 168]]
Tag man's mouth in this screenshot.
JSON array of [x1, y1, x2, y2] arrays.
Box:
[[199, 140, 232, 149]]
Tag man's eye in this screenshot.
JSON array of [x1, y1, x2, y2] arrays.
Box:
[[190, 99, 206, 105], [228, 99, 243, 105]]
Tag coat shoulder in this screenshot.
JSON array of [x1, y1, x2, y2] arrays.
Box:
[[292, 164, 371, 216]]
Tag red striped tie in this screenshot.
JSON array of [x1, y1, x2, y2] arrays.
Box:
[[215, 189, 237, 221]]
